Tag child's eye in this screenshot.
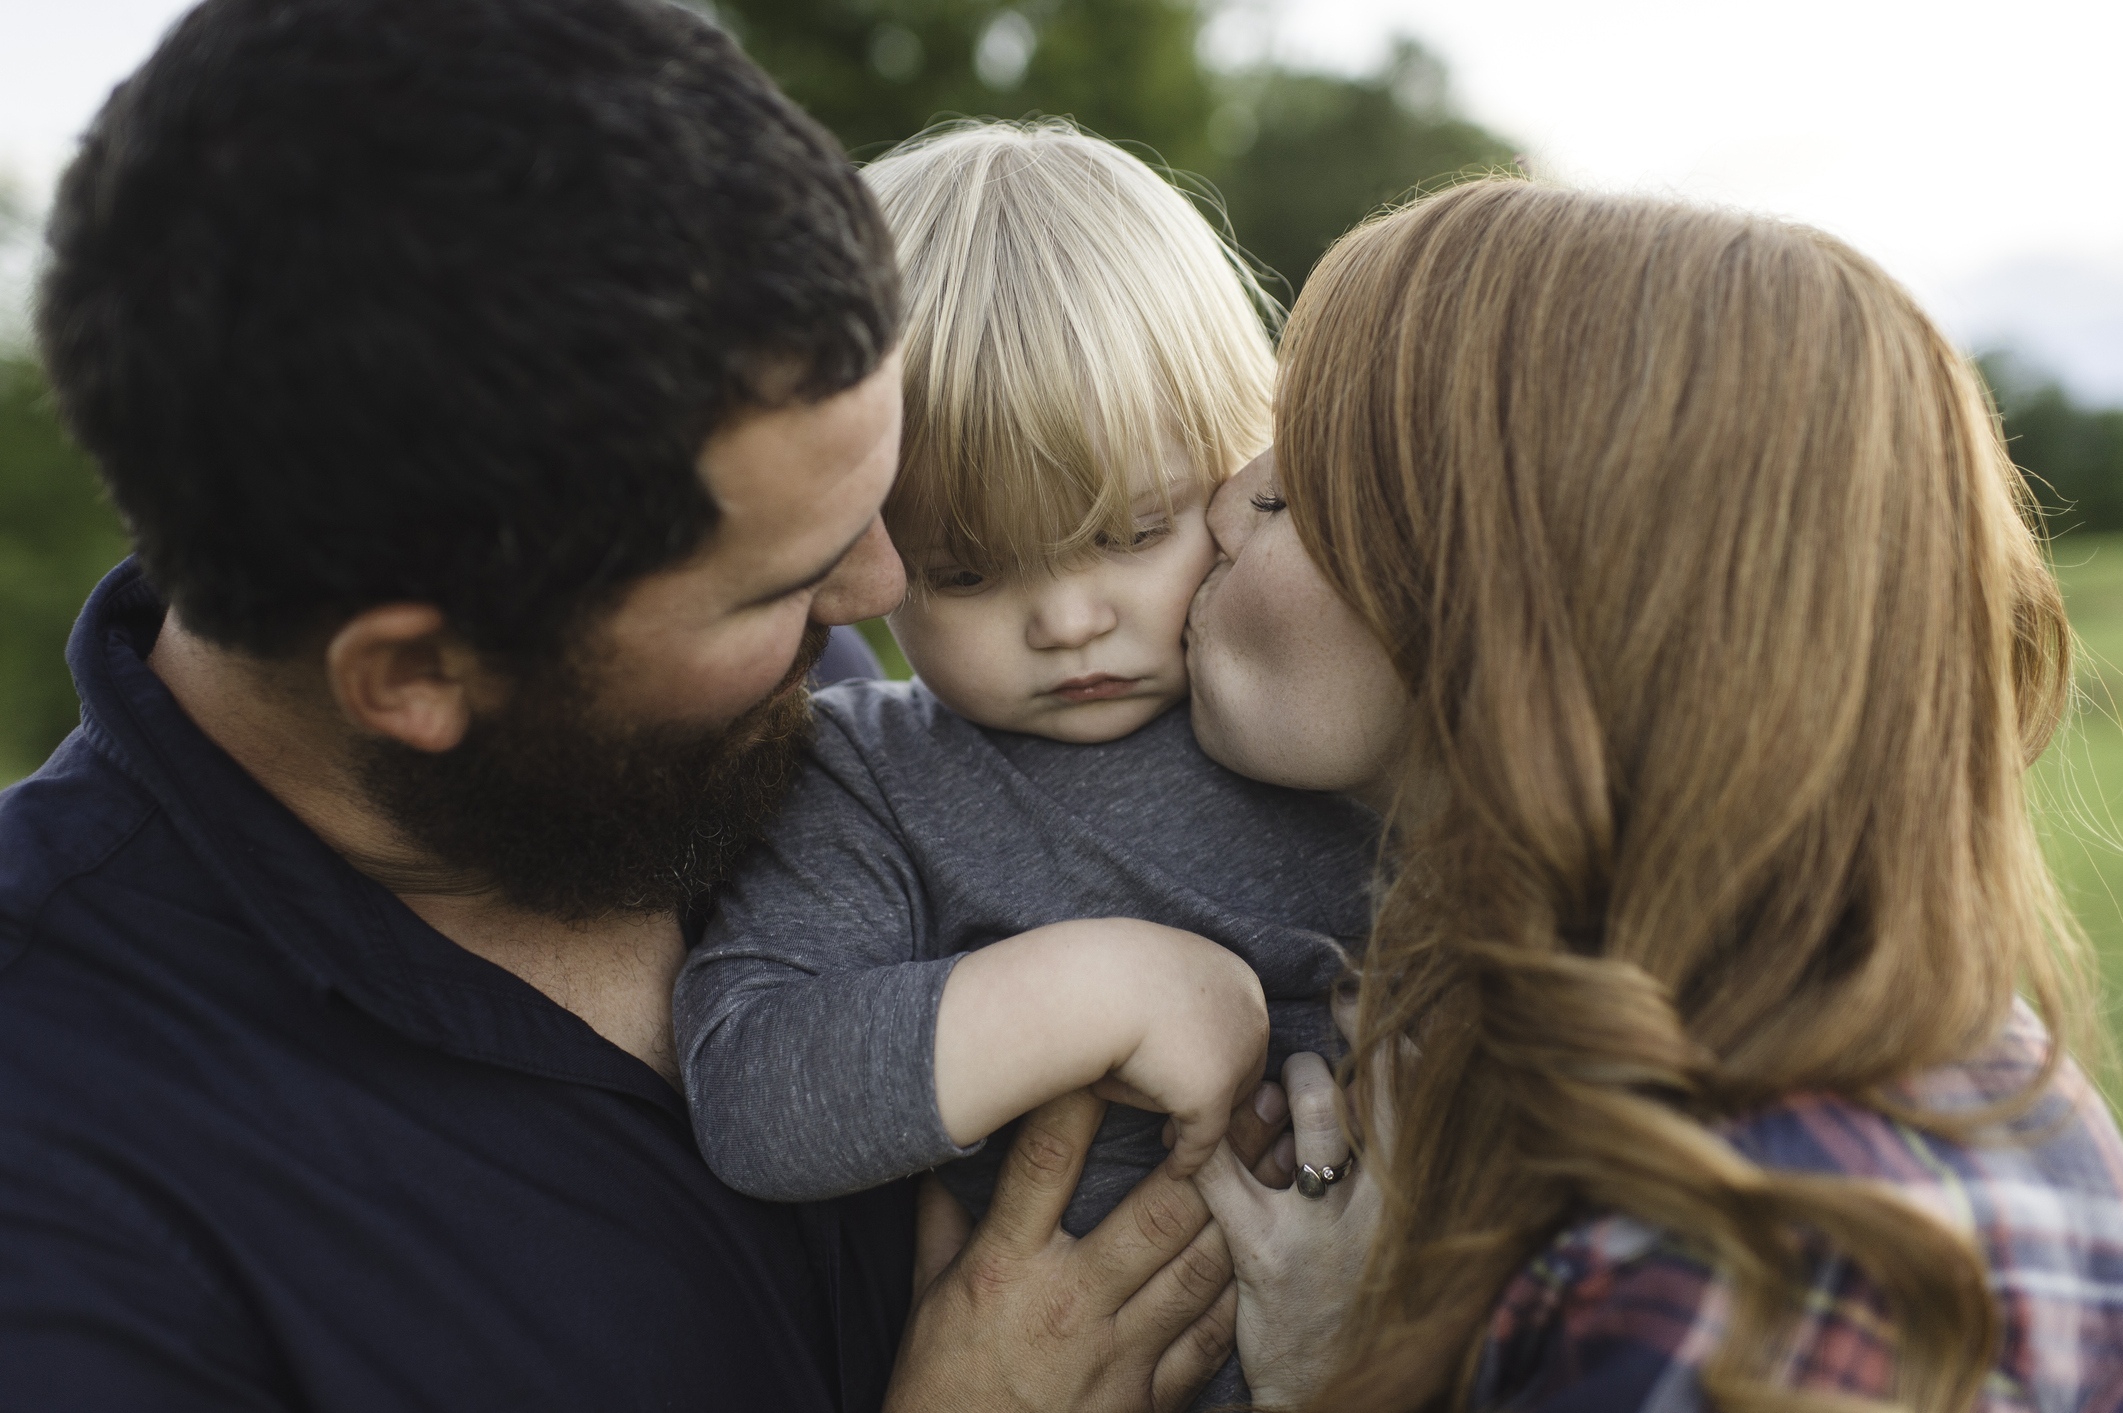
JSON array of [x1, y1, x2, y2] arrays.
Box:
[[925, 566, 990, 595], [1249, 490, 1288, 514], [1097, 519, 1173, 552]]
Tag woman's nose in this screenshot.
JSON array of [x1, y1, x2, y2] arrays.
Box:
[[1207, 447, 1276, 559], [1025, 577, 1119, 650]]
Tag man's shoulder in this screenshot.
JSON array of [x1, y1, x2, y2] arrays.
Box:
[[0, 730, 159, 953], [0, 728, 239, 1082]]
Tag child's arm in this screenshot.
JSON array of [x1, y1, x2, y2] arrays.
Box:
[[680, 689, 1271, 1201], [934, 919, 1269, 1176]]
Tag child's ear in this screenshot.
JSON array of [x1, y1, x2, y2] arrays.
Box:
[[324, 604, 498, 753]]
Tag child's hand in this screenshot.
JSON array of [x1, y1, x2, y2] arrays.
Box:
[[933, 918, 1269, 1172], [1089, 927, 1268, 1177]]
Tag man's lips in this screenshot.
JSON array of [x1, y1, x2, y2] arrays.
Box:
[[1049, 673, 1140, 703]]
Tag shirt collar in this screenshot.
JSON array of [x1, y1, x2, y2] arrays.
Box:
[[67, 559, 685, 1116]]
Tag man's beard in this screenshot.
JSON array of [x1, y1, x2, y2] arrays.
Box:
[[353, 626, 828, 921]]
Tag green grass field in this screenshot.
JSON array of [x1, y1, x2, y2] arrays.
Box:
[[2031, 533, 2123, 1047]]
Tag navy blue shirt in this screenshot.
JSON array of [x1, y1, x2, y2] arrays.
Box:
[[0, 562, 912, 1412]]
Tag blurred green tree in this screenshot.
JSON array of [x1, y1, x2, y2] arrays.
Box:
[[0, 356, 129, 781], [0, 171, 29, 349], [1981, 356, 2123, 535], [1207, 40, 1518, 299], [2011, 388, 2123, 535], [702, 0, 1217, 174], [699, 0, 1515, 295]]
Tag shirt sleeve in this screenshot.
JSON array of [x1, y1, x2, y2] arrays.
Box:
[[674, 708, 979, 1203], [1476, 1219, 1901, 1413]]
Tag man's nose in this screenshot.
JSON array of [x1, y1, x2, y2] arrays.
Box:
[[808, 516, 906, 625], [1025, 576, 1119, 650]]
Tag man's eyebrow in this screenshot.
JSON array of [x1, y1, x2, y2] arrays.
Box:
[[739, 519, 874, 609]]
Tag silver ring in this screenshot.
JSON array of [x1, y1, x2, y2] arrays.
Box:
[[1295, 1153, 1357, 1201]]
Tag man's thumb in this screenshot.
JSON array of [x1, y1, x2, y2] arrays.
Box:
[[910, 1173, 972, 1303]]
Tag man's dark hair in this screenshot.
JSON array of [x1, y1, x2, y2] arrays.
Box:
[[37, 0, 898, 659]]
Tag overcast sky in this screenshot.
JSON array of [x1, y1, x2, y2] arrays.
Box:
[[4, 0, 2120, 399]]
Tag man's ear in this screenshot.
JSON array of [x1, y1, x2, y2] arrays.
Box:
[[324, 605, 495, 754]]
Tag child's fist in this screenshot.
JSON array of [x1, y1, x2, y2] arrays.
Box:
[[1093, 929, 1268, 1177]]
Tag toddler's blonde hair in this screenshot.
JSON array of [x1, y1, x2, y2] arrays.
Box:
[[862, 119, 1278, 579]]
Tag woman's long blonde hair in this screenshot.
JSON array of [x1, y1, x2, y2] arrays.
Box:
[[1284, 180, 2087, 1412]]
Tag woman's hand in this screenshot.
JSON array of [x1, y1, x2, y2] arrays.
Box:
[[1191, 1052, 1385, 1411]]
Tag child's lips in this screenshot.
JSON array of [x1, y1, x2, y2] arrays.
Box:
[[1049, 674, 1139, 703]]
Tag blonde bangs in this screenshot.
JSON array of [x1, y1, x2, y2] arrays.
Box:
[[863, 120, 1278, 577]]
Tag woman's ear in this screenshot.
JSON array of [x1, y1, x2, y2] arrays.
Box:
[[323, 604, 494, 753]]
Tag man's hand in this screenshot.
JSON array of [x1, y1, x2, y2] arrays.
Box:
[[885, 1082, 1290, 1413]]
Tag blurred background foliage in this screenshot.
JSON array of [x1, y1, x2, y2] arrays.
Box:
[[1983, 353, 2123, 535], [4, 0, 2123, 1007], [699, 0, 1516, 304], [0, 359, 126, 781]]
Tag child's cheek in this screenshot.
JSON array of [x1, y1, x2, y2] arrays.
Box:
[[883, 601, 948, 685], [1169, 517, 1221, 615], [887, 596, 1016, 726]]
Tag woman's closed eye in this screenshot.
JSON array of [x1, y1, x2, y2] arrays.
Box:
[[1249, 489, 1288, 514]]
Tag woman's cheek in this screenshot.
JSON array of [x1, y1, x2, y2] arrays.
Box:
[[1195, 532, 1412, 796], [1189, 562, 1301, 782]]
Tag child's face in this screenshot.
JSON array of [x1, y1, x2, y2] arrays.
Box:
[[887, 460, 1218, 743]]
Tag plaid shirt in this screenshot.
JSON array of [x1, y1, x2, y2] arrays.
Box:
[[1472, 1004, 2123, 1412]]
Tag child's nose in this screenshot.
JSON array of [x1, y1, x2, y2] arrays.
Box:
[[1025, 579, 1120, 651]]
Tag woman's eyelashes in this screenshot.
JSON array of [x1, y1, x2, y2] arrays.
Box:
[[1249, 489, 1288, 515]]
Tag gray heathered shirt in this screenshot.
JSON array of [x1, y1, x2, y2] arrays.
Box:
[[674, 680, 1376, 1402], [670, 678, 1375, 1391], [679, 673, 1377, 1207]]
